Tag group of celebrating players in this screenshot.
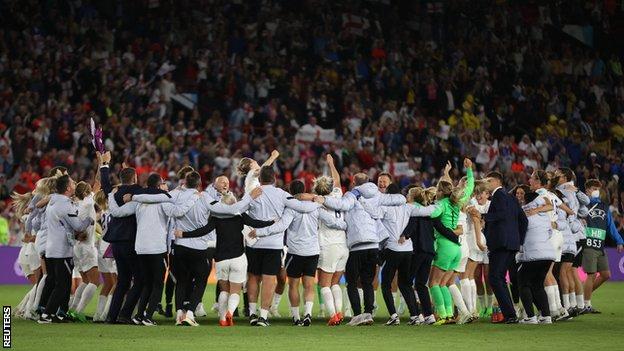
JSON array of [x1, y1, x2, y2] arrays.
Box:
[[11, 148, 623, 327]]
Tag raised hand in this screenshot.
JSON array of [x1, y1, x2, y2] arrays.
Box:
[[250, 187, 263, 199], [463, 158, 473, 170], [326, 154, 334, 165], [271, 150, 280, 159]]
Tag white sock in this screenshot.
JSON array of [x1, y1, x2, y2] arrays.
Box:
[[260, 308, 269, 319], [469, 280, 478, 313], [186, 310, 195, 320], [569, 292, 577, 308], [358, 288, 364, 305], [545, 285, 557, 314], [449, 284, 469, 315], [399, 294, 406, 312], [562, 293, 570, 309], [104, 294, 113, 318], [70, 283, 87, 310], [321, 287, 336, 316], [553, 285, 563, 310], [24, 286, 37, 314], [290, 306, 300, 320], [459, 279, 472, 312], [76, 283, 97, 313], [576, 294, 585, 309], [34, 274, 47, 309], [487, 293, 495, 308], [95, 295, 107, 320], [271, 293, 282, 310], [227, 293, 240, 314], [331, 285, 343, 313], [584, 299, 591, 307], [392, 291, 399, 305], [478, 294, 486, 310], [249, 302, 257, 316], [68, 295, 74, 310], [218, 291, 229, 321], [16, 289, 31, 313], [343, 286, 351, 311], [304, 301, 314, 316]]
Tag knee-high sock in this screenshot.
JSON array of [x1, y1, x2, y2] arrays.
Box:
[[449, 284, 469, 315], [76, 283, 97, 313], [469, 279, 478, 313], [430, 285, 446, 318], [576, 294, 585, 309], [70, 283, 87, 311], [218, 291, 229, 321], [227, 293, 240, 314], [94, 295, 107, 320], [304, 301, 314, 316], [321, 287, 335, 316], [342, 286, 351, 313], [331, 285, 343, 313], [569, 292, 577, 308], [24, 286, 37, 314], [477, 294, 486, 311], [16, 289, 32, 313], [545, 285, 557, 315], [34, 274, 47, 309], [440, 286, 454, 317], [459, 279, 472, 312], [553, 285, 563, 310], [271, 293, 282, 310], [103, 293, 113, 317]]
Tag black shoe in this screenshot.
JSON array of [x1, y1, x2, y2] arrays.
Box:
[[249, 314, 258, 326], [116, 316, 134, 325], [505, 317, 519, 324], [131, 316, 143, 325], [157, 303, 166, 316], [256, 317, 270, 327], [586, 306, 601, 314], [568, 308, 579, 317], [292, 318, 303, 326], [302, 314, 312, 326], [142, 317, 157, 326], [52, 315, 70, 323], [164, 303, 173, 318], [37, 314, 53, 324]]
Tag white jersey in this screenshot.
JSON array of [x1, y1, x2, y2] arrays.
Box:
[[318, 187, 347, 247], [77, 194, 97, 246]]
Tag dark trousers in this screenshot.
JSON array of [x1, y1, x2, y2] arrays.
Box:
[[39, 255, 54, 310], [44, 257, 73, 316], [381, 249, 419, 317], [107, 241, 143, 321], [345, 248, 378, 315], [518, 260, 551, 318], [136, 253, 167, 319], [172, 245, 210, 312], [488, 249, 517, 319], [508, 257, 520, 304], [411, 252, 434, 316]]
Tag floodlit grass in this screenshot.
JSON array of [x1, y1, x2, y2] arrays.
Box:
[[3, 283, 623, 350]]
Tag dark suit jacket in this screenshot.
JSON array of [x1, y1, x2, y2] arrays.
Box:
[[484, 188, 528, 251], [100, 166, 145, 243]]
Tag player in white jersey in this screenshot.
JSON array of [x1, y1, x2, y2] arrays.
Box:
[[314, 155, 349, 325], [462, 181, 489, 318], [93, 190, 117, 322], [68, 181, 100, 322]]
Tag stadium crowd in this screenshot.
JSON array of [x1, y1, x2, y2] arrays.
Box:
[[1, 0, 624, 244], [6, 0, 624, 329]]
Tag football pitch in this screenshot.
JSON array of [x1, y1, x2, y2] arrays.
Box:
[[2, 283, 623, 350]]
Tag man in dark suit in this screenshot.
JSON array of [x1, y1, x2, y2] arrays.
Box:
[[484, 171, 528, 324]]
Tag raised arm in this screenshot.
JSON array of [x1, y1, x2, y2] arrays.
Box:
[[326, 154, 341, 188], [459, 161, 475, 205], [261, 150, 280, 167], [437, 161, 453, 186], [318, 209, 347, 230]]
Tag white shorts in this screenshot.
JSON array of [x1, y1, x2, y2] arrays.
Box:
[[74, 242, 98, 272], [550, 230, 563, 263], [562, 234, 577, 255], [482, 250, 490, 265], [18, 243, 41, 277], [318, 244, 349, 273], [216, 254, 248, 284], [97, 241, 117, 274], [455, 242, 470, 273]]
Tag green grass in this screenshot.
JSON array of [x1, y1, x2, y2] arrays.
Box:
[[3, 283, 624, 350]]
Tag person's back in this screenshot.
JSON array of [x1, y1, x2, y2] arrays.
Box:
[[519, 197, 556, 262], [135, 196, 170, 255]]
